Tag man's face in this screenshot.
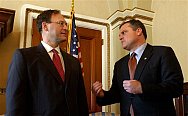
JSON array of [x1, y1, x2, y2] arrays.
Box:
[[46, 13, 68, 43], [119, 23, 139, 51]]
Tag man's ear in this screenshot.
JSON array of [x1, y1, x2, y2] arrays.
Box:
[[42, 22, 48, 31], [136, 28, 142, 36]]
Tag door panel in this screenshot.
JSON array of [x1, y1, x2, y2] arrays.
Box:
[[77, 27, 102, 113]]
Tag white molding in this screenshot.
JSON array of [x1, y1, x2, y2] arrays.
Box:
[[108, 8, 155, 29]]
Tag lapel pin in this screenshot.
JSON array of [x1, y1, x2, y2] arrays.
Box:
[[144, 57, 147, 60]]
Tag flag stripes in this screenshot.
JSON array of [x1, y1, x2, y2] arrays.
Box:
[[67, 11, 84, 77]]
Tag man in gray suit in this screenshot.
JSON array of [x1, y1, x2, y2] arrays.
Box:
[[6, 10, 89, 116], [92, 19, 183, 116]]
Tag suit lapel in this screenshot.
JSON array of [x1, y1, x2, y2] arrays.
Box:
[[134, 44, 153, 80], [37, 43, 63, 84]]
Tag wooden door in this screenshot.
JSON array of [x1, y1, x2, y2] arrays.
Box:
[[32, 19, 102, 113], [77, 27, 102, 113]]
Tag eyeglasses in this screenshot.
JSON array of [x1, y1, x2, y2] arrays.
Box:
[[49, 21, 67, 27]]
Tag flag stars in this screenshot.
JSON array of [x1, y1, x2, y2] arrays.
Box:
[[68, 14, 84, 76]]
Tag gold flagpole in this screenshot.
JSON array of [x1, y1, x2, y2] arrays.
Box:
[[67, 0, 74, 54]]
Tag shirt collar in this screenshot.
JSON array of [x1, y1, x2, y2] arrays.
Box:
[[41, 41, 61, 54], [130, 43, 147, 60]]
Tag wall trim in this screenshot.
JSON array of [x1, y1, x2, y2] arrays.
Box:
[[108, 7, 154, 29]]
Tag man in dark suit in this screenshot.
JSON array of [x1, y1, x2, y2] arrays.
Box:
[[92, 19, 183, 116], [6, 10, 89, 116]]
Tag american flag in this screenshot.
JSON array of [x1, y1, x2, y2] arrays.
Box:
[[67, 12, 84, 77]]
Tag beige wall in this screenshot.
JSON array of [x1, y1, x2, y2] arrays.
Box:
[[0, 32, 20, 114], [152, 0, 188, 82]]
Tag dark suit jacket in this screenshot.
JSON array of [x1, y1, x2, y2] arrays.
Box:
[[6, 43, 89, 116], [97, 44, 183, 116]]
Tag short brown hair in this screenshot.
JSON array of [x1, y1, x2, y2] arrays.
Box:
[[119, 19, 147, 39], [36, 10, 60, 34]]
